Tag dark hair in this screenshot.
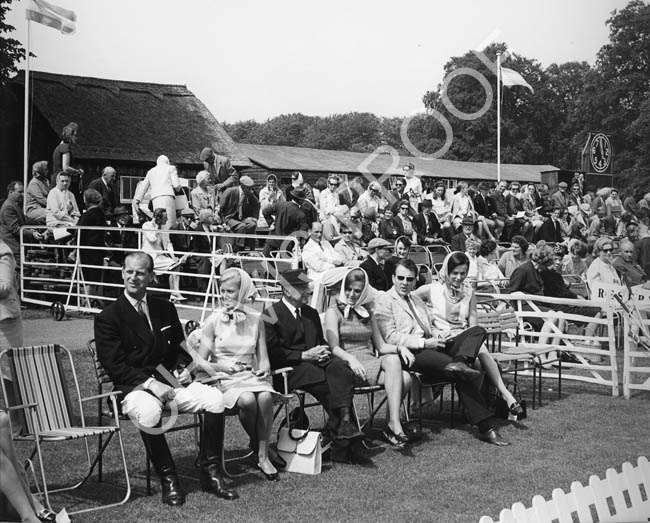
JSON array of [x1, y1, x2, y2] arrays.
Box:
[[571, 240, 588, 258], [398, 199, 410, 210], [344, 269, 366, 289], [395, 258, 417, 277], [510, 235, 529, 252], [123, 251, 154, 273], [6, 181, 21, 195], [153, 208, 167, 220], [314, 177, 327, 191], [446, 252, 470, 274], [395, 235, 411, 250], [266, 173, 278, 183], [479, 239, 497, 257], [531, 241, 555, 266]]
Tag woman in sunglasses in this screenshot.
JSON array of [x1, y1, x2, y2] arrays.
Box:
[[585, 237, 622, 288], [413, 251, 523, 417]]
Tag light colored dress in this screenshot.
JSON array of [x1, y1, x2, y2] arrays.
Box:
[[141, 220, 180, 272], [428, 281, 471, 334], [202, 310, 278, 409], [330, 303, 381, 385]]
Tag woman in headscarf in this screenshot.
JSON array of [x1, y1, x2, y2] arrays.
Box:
[[197, 268, 281, 481], [324, 268, 413, 448], [413, 251, 523, 417], [257, 173, 285, 228]]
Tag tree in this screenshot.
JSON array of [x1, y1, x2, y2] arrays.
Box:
[[0, 0, 25, 86]]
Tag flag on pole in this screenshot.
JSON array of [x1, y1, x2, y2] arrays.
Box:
[[500, 67, 534, 93], [25, 0, 76, 35]]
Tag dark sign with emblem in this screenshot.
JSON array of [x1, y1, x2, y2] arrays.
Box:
[[581, 132, 613, 175]]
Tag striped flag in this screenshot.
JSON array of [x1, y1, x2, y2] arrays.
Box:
[[500, 66, 534, 94], [25, 0, 76, 35]]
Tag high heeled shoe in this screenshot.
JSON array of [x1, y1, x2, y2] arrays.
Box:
[[36, 508, 57, 522], [256, 463, 280, 481], [509, 401, 524, 417]]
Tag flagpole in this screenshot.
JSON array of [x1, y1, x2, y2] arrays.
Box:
[[496, 51, 501, 184], [23, 17, 31, 203]]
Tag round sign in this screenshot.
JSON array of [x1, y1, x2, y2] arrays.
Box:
[[590, 133, 611, 173]]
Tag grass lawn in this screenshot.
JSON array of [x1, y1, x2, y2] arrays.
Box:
[[8, 313, 650, 523]]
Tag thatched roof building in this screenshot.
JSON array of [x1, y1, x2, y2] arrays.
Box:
[[0, 71, 249, 194]]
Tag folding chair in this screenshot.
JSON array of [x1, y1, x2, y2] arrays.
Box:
[[409, 245, 431, 266], [409, 374, 455, 430], [426, 244, 451, 266], [0, 344, 130, 515]]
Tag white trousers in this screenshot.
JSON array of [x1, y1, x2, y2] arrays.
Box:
[[122, 382, 224, 428]]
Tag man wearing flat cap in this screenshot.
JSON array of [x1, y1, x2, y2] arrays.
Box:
[[551, 182, 570, 212], [450, 216, 477, 252], [360, 237, 392, 291], [264, 269, 371, 465], [220, 176, 259, 252]]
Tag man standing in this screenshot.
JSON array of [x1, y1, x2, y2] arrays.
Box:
[[262, 189, 309, 257], [264, 269, 370, 464], [24, 161, 50, 225], [88, 166, 119, 215], [374, 258, 509, 446], [200, 147, 239, 192], [220, 175, 259, 252], [550, 182, 570, 212], [94, 252, 238, 506], [413, 199, 441, 245], [319, 175, 341, 222], [359, 237, 392, 291]]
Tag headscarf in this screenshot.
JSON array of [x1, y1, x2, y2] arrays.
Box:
[[218, 267, 259, 322], [438, 251, 472, 302], [337, 268, 372, 319]]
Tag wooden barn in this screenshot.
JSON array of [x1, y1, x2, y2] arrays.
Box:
[[0, 71, 250, 200]]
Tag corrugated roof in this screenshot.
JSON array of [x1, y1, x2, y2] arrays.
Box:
[[12, 71, 251, 166], [237, 143, 558, 183]]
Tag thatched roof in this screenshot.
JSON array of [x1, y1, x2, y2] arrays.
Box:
[[12, 71, 251, 166], [238, 143, 558, 183]]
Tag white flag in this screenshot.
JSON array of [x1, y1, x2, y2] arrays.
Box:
[[500, 67, 534, 94], [26, 0, 76, 35]]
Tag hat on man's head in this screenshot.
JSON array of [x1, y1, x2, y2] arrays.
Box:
[[367, 238, 392, 252], [290, 186, 307, 200], [113, 205, 129, 216], [558, 182, 568, 189], [461, 216, 475, 226], [181, 207, 195, 217], [239, 176, 254, 187], [279, 269, 311, 288]]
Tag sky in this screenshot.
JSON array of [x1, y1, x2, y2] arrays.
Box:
[[6, 0, 631, 124]]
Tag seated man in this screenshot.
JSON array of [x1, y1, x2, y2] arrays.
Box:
[[450, 216, 478, 252], [219, 175, 259, 252], [94, 251, 238, 506], [473, 182, 500, 241], [264, 268, 370, 464], [301, 221, 346, 284], [413, 199, 442, 245], [374, 258, 509, 446], [24, 160, 50, 225], [0, 181, 43, 268], [333, 221, 366, 266], [46, 170, 80, 228], [359, 237, 391, 292]]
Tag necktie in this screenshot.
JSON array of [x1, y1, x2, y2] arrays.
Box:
[[296, 307, 305, 335], [137, 300, 150, 330], [406, 297, 430, 337]]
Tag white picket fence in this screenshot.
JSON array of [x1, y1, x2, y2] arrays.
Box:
[[479, 456, 650, 523]]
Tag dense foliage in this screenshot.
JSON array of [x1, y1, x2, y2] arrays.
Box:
[[0, 0, 25, 86]]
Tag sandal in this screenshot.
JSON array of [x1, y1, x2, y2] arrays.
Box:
[[36, 508, 57, 522]]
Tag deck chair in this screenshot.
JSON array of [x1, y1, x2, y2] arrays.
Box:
[[0, 344, 130, 515]]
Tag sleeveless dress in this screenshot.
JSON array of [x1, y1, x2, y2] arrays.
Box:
[[202, 310, 279, 409], [330, 303, 382, 385]]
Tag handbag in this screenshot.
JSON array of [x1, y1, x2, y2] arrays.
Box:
[[276, 408, 329, 475]]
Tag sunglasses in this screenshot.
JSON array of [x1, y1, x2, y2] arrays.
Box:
[[602, 247, 613, 253], [395, 275, 415, 282], [341, 230, 352, 234], [400, 207, 409, 210]]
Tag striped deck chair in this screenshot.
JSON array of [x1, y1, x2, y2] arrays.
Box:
[[0, 344, 130, 515]]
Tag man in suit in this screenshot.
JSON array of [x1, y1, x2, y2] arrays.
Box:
[[413, 199, 441, 245], [389, 177, 407, 211], [88, 166, 119, 215], [550, 182, 570, 212], [107, 205, 139, 267], [219, 175, 259, 252], [0, 181, 43, 268], [338, 182, 359, 209], [374, 258, 509, 446], [200, 147, 239, 192], [473, 182, 500, 240], [359, 237, 391, 291], [262, 188, 309, 257], [264, 269, 370, 464], [450, 216, 476, 252], [535, 206, 565, 243], [94, 252, 238, 506]]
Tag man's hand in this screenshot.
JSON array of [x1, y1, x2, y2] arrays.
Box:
[[149, 380, 175, 402], [173, 367, 192, 386], [302, 345, 331, 363], [424, 337, 445, 349], [398, 347, 415, 368]]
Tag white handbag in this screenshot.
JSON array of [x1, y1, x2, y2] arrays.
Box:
[[277, 428, 329, 475]]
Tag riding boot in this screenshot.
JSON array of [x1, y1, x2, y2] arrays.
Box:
[[199, 412, 239, 500], [140, 431, 185, 506]]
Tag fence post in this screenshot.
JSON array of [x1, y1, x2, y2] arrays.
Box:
[[606, 301, 619, 397]]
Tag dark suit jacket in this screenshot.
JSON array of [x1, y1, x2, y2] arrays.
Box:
[[413, 212, 441, 243], [108, 219, 139, 265], [0, 197, 34, 259], [77, 206, 107, 266], [170, 222, 193, 253], [338, 186, 359, 208], [379, 217, 403, 241], [220, 187, 260, 222], [473, 193, 496, 218], [263, 201, 307, 237], [360, 255, 388, 291], [541, 269, 577, 299], [535, 218, 564, 243], [94, 294, 189, 395], [450, 232, 468, 252], [264, 300, 328, 390], [88, 177, 119, 213], [505, 260, 544, 295]]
